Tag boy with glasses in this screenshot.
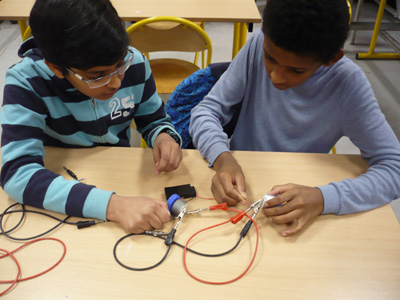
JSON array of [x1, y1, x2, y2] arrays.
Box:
[[189, 0, 400, 236], [1, 0, 182, 233]]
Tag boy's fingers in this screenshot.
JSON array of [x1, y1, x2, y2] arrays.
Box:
[[227, 189, 245, 205], [154, 147, 171, 173], [154, 202, 171, 223], [238, 194, 247, 205], [166, 148, 182, 171], [219, 172, 245, 205], [269, 183, 297, 195], [235, 174, 247, 204], [281, 218, 305, 237], [211, 178, 238, 206], [153, 146, 161, 163], [156, 157, 168, 172]]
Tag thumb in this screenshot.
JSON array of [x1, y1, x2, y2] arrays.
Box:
[[235, 174, 247, 204], [152, 147, 161, 174], [269, 183, 294, 196]]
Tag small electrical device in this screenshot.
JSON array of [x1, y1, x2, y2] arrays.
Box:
[[164, 184, 196, 199]]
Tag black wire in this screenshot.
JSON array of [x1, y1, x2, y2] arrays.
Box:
[[113, 228, 246, 271], [183, 236, 243, 257], [0, 203, 80, 241], [0, 203, 25, 235], [113, 233, 174, 271], [2, 203, 254, 271]]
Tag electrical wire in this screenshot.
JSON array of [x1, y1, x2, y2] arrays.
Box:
[[195, 194, 215, 200], [0, 237, 67, 296], [113, 232, 173, 271], [0, 248, 19, 296], [3, 197, 259, 284], [113, 227, 245, 272], [0, 203, 97, 296], [113, 207, 259, 284], [0, 203, 101, 241], [183, 209, 259, 285], [0, 203, 25, 235]]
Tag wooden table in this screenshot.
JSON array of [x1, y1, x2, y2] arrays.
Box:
[[0, 0, 262, 59], [1, 147, 400, 299]]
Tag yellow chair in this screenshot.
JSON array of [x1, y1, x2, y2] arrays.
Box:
[[22, 26, 32, 41], [350, 0, 400, 60], [347, 0, 352, 23], [138, 20, 206, 67], [126, 16, 213, 94]]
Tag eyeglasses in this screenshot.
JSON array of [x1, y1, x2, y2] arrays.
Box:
[[67, 49, 134, 89]]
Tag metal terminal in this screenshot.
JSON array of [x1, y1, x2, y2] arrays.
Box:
[[251, 200, 265, 219], [173, 205, 187, 230], [250, 194, 276, 219], [263, 194, 276, 202], [244, 198, 263, 214], [186, 207, 208, 215], [145, 231, 169, 237], [164, 206, 187, 246]]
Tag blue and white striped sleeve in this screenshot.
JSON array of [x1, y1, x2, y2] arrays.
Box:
[[1, 67, 113, 220]]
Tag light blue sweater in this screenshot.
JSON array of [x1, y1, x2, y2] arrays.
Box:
[[190, 29, 400, 215], [1, 39, 181, 220]]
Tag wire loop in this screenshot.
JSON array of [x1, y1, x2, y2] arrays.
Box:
[[0, 237, 67, 296]]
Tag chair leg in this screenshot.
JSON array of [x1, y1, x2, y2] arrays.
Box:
[[194, 22, 206, 68], [141, 138, 148, 148], [350, 0, 364, 44]]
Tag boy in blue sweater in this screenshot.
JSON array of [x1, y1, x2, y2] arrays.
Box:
[[189, 0, 400, 236], [1, 0, 182, 233]]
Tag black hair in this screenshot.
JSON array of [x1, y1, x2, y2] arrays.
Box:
[[262, 0, 350, 63], [30, 0, 129, 70]]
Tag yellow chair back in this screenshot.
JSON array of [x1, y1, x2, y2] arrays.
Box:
[[126, 16, 213, 94]]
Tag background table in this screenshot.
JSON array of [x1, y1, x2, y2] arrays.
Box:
[[0, 0, 262, 59], [1, 147, 400, 299]]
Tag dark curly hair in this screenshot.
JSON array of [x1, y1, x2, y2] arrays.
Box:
[[262, 0, 350, 63], [30, 0, 129, 70]]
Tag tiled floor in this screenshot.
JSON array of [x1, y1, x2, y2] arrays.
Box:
[[0, 0, 399, 221]]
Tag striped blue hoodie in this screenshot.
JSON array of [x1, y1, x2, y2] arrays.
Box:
[[0, 38, 181, 220]]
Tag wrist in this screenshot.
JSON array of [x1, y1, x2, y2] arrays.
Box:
[[213, 152, 237, 171], [159, 128, 181, 144], [106, 194, 120, 222]]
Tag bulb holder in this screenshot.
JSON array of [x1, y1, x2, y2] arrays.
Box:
[[167, 194, 187, 217]]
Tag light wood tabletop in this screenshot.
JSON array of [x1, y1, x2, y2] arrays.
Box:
[[0, 0, 261, 59], [1, 146, 400, 299]]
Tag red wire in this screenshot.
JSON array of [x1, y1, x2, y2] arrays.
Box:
[[182, 208, 259, 285], [196, 194, 248, 205], [195, 194, 215, 200], [0, 237, 67, 296], [0, 249, 21, 296]]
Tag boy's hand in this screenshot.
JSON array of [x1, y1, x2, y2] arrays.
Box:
[[211, 152, 247, 206], [262, 183, 324, 237], [106, 194, 171, 233], [153, 133, 182, 174]]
